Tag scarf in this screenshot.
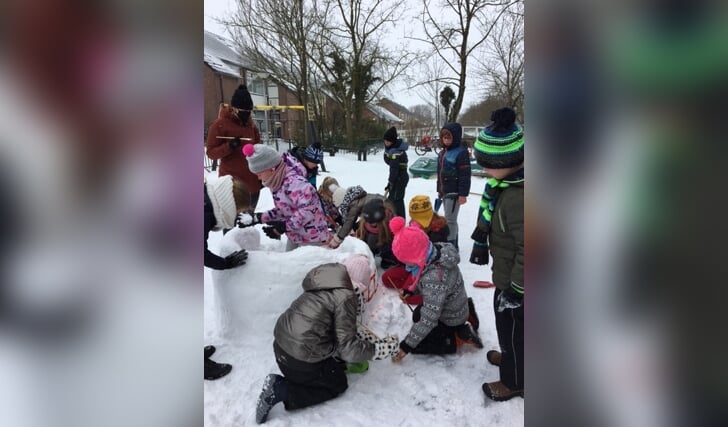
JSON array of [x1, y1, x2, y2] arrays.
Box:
[[405, 243, 434, 292], [340, 185, 366, 219], [262, 161, 287, 193], [476, 168, 525, 234]]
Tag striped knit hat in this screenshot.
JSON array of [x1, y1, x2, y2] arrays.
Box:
[[474, 107, 524, 169]]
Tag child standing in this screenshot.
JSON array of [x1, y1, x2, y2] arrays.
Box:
[[436, 123, 471, 248], [386, 217, 483, 361], [255, 263, 399, 424], [469, 107, 524, 402], [382, 127, 409, 218], [239, 144, 330, 250]]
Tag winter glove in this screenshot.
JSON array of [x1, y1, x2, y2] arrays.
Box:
[[496, 284, 523, 313], [236, 212, 262, 228], [434, 197, 442, 212], [224, 249, 248, 268], [470, 242, 489, 265], [373, 335, 400, 360], [411, 304, 422, 323], [353, 286, 365, 316], [262, 221, 286, 240], [469, 227, 489, 265], [356, 323, 378, 344], [328, 234, 343, 249], [228, 137, 242, 150], [384, 182, 391, 192]]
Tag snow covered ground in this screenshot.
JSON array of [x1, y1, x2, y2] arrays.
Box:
[[204, 150, 524, 426]]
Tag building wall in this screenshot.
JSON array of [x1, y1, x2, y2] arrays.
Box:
[[203, 64, 244, 132]]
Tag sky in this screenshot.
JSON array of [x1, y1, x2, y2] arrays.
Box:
[[203, 0, 478, 111], [204, 150, 524, 426]]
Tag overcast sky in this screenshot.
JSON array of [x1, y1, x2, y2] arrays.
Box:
[[204, 0, 481, 111]]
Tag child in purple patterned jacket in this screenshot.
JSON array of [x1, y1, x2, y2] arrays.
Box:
[[239, 144, 331, 250]]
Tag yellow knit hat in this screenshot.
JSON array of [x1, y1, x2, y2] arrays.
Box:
[[408, 195, 434, 228]]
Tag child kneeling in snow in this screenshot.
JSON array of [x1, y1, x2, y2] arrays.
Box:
[[255, 263, 398, 424], [387, 217, 483, 362]]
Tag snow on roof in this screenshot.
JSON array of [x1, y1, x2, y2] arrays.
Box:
[[204, 30, 252, 77], [369, 104, 404, 123]]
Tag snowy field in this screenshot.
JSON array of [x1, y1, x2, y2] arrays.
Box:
[[204, 150, 524, 426]]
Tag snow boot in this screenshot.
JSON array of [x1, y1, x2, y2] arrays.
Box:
[[204, 357, 232, 380], [482, 381, 523, 402], [486, 350, 502, 367], [256, 374, 285, 424], [455, 322, 484, 349], [204, 345, 216, 359], [345, 361, 369, 374], [467, 297, 480, 331]]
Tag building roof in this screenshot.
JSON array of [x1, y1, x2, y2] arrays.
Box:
[[369, 104, 404, 123], [204, 30, 252, 78]]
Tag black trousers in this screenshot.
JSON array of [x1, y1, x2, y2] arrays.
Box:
[[274, 343, 348, 410], [387, 174, 409, 218], [493, 289, 525, 390]]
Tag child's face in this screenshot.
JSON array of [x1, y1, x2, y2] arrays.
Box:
[[440, 132, 453, 146], [384, 139, 393, 147]]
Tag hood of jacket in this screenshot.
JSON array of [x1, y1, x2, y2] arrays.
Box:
[[441, 123, 463, 148], [302, 263, 354, 292], [429, 241, 460, 270]]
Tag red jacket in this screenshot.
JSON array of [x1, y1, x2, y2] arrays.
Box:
[[205, 105, 262, 195]]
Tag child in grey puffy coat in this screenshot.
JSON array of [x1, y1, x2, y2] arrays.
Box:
[[255, 263, 398, 424]]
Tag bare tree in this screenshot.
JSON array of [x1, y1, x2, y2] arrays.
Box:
[[308, 0, 417, 147], [477, 0, 524, 122], [418, 0, 518, 123], [412, 57, 448, 127], [223, 0, 332, 146]]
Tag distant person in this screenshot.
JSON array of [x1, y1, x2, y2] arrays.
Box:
[[382, 127, 409, 218], [205, 84, 263, 209], [436, 122, 471, 248], [238, 144, 330, 250], [254, 263, 399, 424], [204, 175, 250, 380], [470, 107, 524, 402], [288, 144, 324, 187], [317, 176, 343, 230]]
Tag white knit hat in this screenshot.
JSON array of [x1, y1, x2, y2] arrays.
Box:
[[206, 175, 236, 229], [243, 143, 282, 174], [332, 186, 347, 207]]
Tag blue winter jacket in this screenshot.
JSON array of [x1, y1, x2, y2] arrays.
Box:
[[437, 123, 471, 197]]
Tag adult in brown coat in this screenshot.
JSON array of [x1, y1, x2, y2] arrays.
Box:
[[206, 85, 263, 208]]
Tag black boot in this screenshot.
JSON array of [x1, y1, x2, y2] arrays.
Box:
[[256, 374, 286, 424], [456, 322, 484, 348], [205, 357, 232, 380], [467, 298, 480, 331]]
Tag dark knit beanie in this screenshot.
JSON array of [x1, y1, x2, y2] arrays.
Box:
[[474, 107, 524, 169], [362, 199, 385, 224], [231, 84, 254, 110], [303, 145, 324, 164], [383, 127, 398, 143]]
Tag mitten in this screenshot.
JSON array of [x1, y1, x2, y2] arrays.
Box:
[[470, 242, 489, 265], [496, 284, 523, 313], [224, 249, 248, 268], [356, 323, 378, 344], [434, 197, 442, 212], [411, 304, 422, 322], [262, 221, 286, 239], [372, 335, 399, 360], [228, 137, 242, 149], [328, 234, 343, 249], [236, 212, 262, 228], [384, 182, 391, 192], [471, 227, 488, 245]]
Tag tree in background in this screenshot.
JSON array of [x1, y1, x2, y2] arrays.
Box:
[[419, 0, 519, 123], [478, 0, 524, 123], [440, 86, 456, 123]]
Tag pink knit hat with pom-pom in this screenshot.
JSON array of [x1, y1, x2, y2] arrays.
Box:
[[389, 216, 431, 268], [243, 144, 282, 173]]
